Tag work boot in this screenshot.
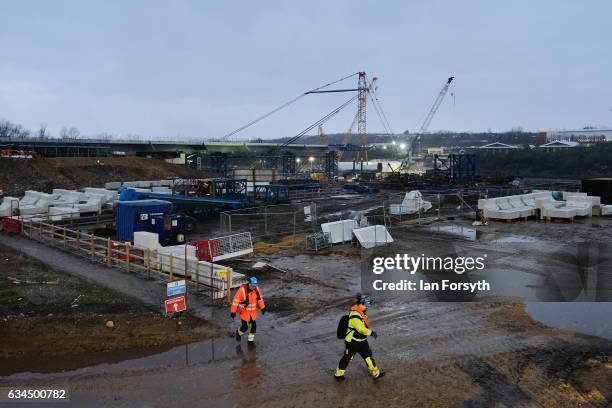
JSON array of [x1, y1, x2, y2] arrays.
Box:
[[334, 374, 346, 381], [247, 340, 256, 348], [235, 330, 241, 342], [373, 371, 386, 380]]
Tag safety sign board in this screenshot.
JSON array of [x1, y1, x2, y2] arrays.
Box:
[[165, 296, 186, 314], [304, 205, 312, 222], [167, 279, 186, 297]]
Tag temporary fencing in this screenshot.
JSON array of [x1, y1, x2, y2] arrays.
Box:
[[9, 219, 236, 301], [220, 203, 318, 245]]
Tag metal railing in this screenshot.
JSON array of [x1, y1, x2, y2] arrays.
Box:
[[17, 220, 231, 301], [220, 203, 317, 243]]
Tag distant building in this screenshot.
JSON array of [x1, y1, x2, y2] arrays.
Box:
[[539, 140, 579, 150], [547, 129, 612, 143], [477, 142, 519, 153]]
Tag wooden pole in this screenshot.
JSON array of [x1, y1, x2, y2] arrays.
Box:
[[107, 238, 112, 268], [184, 244, 188, 279], [126, 243, 130, 273], [210, 259, 214, 304], [195, 262, 200, 291], [227, 269, 232, 301], [146, 249, 151, 280], [209, 241, 213, 304], [292, 212, 297, 247]]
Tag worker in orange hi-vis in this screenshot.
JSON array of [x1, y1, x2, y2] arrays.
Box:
[[231, 276, 266, 346]]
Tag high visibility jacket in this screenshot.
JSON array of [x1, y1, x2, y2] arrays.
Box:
[[231, 284, 265, 321], [345, 305, 371, 342]]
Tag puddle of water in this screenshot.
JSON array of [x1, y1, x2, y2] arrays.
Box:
[[1, 337, 240, 380], [427, 225, 477, 241], [471, 268, 542, 298], [0, 345, 171, 377], [492, 235, 539, 244], [526, 302, 612, 340]]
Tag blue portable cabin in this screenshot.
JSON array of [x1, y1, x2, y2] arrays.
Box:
[[116, 200, 173, 242], [147, 213, 186, 246]]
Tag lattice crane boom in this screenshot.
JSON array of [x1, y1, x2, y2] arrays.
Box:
[[337, 75, 378, 162], [399, 76, 454, 171], [418, 76, 454, 136]]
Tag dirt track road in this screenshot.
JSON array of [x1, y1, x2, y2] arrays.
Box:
[[2, 298, 610, 407]]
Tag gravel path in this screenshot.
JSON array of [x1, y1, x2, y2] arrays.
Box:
[[0, 234, 214, 320]]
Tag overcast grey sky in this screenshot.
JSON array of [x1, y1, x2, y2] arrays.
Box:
[[1, 1, 611, 139]]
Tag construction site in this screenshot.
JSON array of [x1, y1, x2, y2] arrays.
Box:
[[3, 0, 612, 403], [1, 67, 611, 407]]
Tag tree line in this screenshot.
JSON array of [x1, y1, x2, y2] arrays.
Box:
[[476, 145, 612, 179]]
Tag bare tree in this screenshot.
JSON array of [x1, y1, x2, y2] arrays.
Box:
[[126, 134, 142, 141], [38, 123, 48, 139], [60, 126, 80, 139], [0, 119, 30, 139], [0, 120, 11, 138]]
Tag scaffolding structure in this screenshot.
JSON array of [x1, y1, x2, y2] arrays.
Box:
[[433, 154, 476, 183]]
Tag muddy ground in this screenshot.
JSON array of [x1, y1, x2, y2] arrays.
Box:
[[1, 199, 611, 407], [0, 243, 220, 365]]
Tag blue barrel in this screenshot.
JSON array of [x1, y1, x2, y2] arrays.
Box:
[[116, 200, 173, 242]]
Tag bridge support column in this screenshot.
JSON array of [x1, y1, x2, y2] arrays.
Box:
[[210, 153, 228, 177], [324, 151, 338, 179], [281, 152, 296, 177]]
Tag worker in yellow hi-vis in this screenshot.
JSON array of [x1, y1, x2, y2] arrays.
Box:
[[334, 294, 384, 380]]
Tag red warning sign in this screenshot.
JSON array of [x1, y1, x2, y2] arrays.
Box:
[[165, 296, 186, 314]]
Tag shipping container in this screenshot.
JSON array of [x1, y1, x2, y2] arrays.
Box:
[[116, 200, 173, 241]]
